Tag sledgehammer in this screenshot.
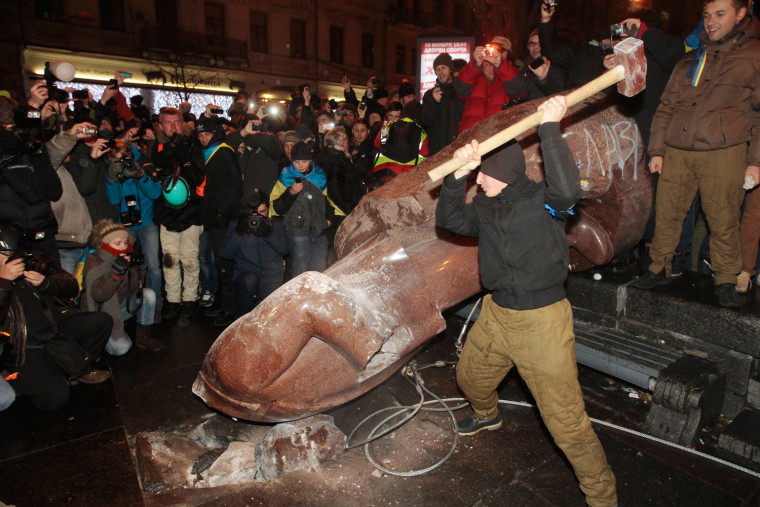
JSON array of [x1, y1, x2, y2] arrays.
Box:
[[428, 36, 647, 182]]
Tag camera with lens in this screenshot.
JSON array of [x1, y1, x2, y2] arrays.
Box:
[[43, 64, 69, 104], [236, 211, 271, 237], [0, 123, 44, 156], [610, 23, 637, 38], [111, 156, 141, 179], [5, 249, 55, 277], [120, 195, 142, 227], [130, 253, 146, 270], [371, 77, 385, 87]]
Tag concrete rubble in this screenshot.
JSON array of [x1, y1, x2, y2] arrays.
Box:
[[135, 413, 348, 494]]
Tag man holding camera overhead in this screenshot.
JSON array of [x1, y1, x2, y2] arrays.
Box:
[[454, 36, 528, 133]]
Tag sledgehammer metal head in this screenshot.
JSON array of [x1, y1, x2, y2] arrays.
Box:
[[613, 36, 647, 97]]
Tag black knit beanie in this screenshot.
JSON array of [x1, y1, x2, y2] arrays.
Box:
[[480, 142, 525, 185]]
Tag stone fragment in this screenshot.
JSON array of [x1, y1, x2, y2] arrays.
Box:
[[206, 441, 260, 486], [255, 415, 347, 480], [136, 433, 210, 491]]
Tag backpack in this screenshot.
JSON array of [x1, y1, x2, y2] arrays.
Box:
[[379, 118, 424, 165]]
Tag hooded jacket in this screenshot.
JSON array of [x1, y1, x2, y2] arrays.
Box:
[[435, 123, 581, 311], [649, 15, 760, 165]]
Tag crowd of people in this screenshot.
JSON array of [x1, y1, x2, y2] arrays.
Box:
[[0, 1, 757, 505]]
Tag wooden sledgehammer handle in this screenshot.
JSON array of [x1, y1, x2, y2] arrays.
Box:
[[427, 65, 626, 182]]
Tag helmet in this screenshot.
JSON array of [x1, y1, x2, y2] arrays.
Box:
[[162, 176, 190, 209], [0, 222, 23, 251]]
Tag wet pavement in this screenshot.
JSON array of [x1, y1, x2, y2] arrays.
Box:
[[2, 270, 760, 506]]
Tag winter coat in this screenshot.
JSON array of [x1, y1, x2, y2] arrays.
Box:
[[0, 148, 61, 236], [316, 146, 366, 215], [0, 265, 81, 369], [537, 19, 606, 91], [105, 163, 163, 231], [150, 134, 203, 232], [270, 163, 344, 236], [226, 129, 283, 201], [47, 133, 93, 246], [197, 142, 243, 230], [454, 59, 523, 133], [649, 15, 760, 165], [220, 216, 289, 274], [436, 123, 581, 311], [81, 248, 143, 340], [421, 80, 466, 156], [66, 144, 118, 225]]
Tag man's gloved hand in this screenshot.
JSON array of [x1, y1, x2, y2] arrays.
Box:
[[111, 255, 130, 277], [107, 160, 123, 182]]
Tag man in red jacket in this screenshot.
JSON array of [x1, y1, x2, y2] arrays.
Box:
[[454, 36, 529, 133]]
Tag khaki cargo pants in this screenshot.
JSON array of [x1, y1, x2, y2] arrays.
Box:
[[457, 295, 617, 507], [649, 144, 747, 285]]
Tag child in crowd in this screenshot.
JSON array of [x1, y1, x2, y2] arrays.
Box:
[[80, 219, 164, 354]]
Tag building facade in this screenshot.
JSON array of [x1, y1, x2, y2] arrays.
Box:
[[0, 0, 472, 108]]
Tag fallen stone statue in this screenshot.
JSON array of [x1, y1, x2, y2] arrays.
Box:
[[193, 91, 651, 422]]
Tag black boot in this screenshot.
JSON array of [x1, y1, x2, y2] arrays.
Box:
[[136, 324, 165, 352]]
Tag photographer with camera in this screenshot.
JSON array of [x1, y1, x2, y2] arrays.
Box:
[[0, 92, 63, 266], [195, 116, 243, 327], [537, 1, 606, 92], [105, 140, 163, 320], [421, 53, 466, 157], [454, 36, 530, 133], [225, 112, 283, 203], [44, 121, 100, 274], [0, 222, 113, 411], [341, 75, 389, 113], [149, 107, 204, 324], [220, 190, 289, 318], [80, 219, 164, 353]]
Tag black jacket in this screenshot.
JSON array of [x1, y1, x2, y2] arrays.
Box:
[[0, 149, 62, 236], [0, 265, 80, 368], [436, 123, 581, 310], [65, 144, 118, 225], [421, 80, 465, 156], [227, 129, 283, 201], [538, 19, 606, 90], [151, 137, 204, 232], [197, 143, 243, 229], [315, 147, 366, 215]]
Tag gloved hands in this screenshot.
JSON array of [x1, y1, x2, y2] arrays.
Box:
[[107, 160, 123, 182], [111, 255, 130, 277]]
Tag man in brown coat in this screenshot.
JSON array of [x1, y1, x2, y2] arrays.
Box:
[[634, 0, 760, 308]]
